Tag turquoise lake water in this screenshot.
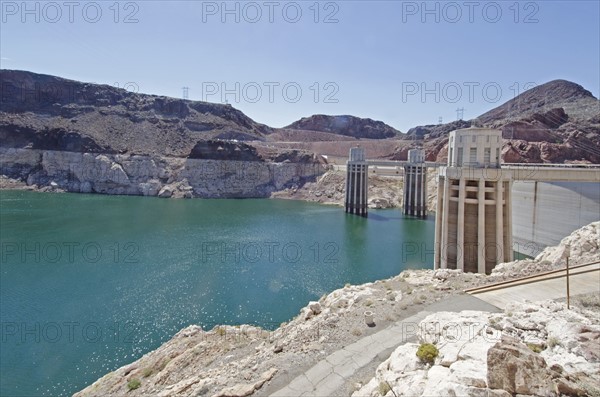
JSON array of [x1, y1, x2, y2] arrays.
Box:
[[0, 190, 435, 396]]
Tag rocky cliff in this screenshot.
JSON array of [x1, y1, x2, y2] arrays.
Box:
[[0, 70, 328, 197]]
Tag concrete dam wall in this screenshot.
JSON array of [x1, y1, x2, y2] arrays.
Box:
[[512, 181, 600, 257]]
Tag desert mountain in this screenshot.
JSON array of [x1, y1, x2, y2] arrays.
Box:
[[1, 71, 598, 164], [284, 114, 402, 139], [477, 80, 598, 125], [0, 70, 272, 157], [406, 80, 600, 164]]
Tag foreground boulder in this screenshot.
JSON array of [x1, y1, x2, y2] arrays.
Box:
[[487, 335, 556, 396]]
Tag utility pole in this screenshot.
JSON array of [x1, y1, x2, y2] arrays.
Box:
[[565, 246, 571, 309]]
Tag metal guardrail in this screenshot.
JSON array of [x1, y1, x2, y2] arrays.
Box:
[[464, 260, 600, 294], [502, 163, 600, 169], [366, 160, 443, 167]]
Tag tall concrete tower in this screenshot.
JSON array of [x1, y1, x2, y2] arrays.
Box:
[[434, 127, 513, 274], [345, 147, 369, 217], [403, 148, 428, 218]]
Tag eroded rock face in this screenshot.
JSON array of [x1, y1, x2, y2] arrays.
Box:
[[0, 148, 327, 198], [487, 335, 556, 396], [501, 120, 557, 142], [412, 80, 600, 164]]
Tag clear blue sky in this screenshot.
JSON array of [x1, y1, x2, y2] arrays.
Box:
[[1, 0, 599, 132]]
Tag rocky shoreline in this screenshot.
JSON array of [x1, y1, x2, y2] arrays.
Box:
[[74, 222, 599, 397], [272, 168, 440, 211], [1, 167, 439, 213]]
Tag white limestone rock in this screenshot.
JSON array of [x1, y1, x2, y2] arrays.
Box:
[[2, 148, 326, 199], [308, 301, 322, 315], [448, 359, 488, 388], [158, 186, 173, 198], [138, 179, 162, 196], [420, 365, 451, 396], [535, 221, 600, 266]]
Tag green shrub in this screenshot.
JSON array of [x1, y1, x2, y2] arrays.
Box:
[[547, 336, 561, 349], [579, 381, 600, 397], [156, 358, 171, 372], [127, 378, 141, 390], [142, 368, 153, 377], [527, 343, 544, 353], [416, 343, 439, 364], [378, 381, 391, 396], [578, 294, 600, 309]]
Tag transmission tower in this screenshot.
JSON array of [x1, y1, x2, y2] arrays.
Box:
[[456, 107, 465, 120], [182, 87, 189, 100]]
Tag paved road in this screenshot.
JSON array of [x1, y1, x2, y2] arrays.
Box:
[[467, 263, 600, 309], [269, 295, 500, 397]]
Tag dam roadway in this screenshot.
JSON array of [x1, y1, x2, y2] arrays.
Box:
[[465, 261, 600, 309], [332, 161, 600, 183]]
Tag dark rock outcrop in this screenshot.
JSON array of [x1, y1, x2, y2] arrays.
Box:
[[188, 140, 263, 162], [406, 120, 472, 140]]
